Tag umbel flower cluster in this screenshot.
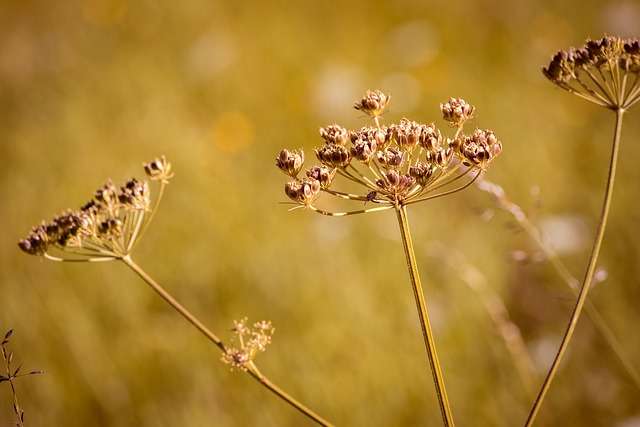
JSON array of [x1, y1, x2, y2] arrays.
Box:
[[543, 35, 640, 109], [18, 157, 174, 261], [221, 318, 275, 371], [276, 90, 502, 215]]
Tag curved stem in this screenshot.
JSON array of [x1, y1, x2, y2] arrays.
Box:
[[120, 256, 332, 426], [525, 108, 625, 426], [396, 205, 455, 426], [248, 366, 333, 426]]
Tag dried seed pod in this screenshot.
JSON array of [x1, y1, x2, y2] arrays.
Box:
[[319, 124, 349, 145], [441, 98, 475, 125], [376, 170, 415, 196], [95, 180, 118, 207], [409, 162, 436, 186], [353, 89, 390, 117], [118, 179, 150, 210], [315, 144, 351, 168], [276, 149, 305, 177], [284, 179, 321, 205], [376, 147, 404, 168], [459, 129, 502, 168], [391, 119, 422, 148], [306, 165, 336, 189], [350, 135, 377, 162], [350, 126, 390, 147], [418, 124, 443, 151], [427, 145, 454, 168]]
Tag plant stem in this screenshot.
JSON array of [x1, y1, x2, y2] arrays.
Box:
[[525, 108, 625, 426], [120, 255, 333, 427], [396, 205, 455, 427]]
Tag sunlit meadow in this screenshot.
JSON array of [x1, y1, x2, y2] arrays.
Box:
[[1, 0, 640, 426]]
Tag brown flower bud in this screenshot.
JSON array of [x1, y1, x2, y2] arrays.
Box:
[[315, 144, 351, 168], [319, 124, 349, 145], [306, 165, 336, 189], [276, 149, 305, 177], [440, 98, 475, 125], [353, 90, 390, 117]]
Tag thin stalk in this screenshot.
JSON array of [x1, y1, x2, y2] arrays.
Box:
[[396, 205, 455, 427], [120, 255, 333, 426], [525, 108, 625, 426]]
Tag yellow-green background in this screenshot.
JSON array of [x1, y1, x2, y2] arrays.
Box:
[[1, 0, 639, 425]]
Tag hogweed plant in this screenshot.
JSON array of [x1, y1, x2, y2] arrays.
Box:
[[276, 90, 503, 426], [524, 35, 640, 426], [18, 158, 332, 426], [1, 330, 43, 427]]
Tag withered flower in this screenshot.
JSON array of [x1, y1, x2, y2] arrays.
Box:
[[18, 157, 172, 261], [276, 149, 305, 177], [459, 129, 502, 168], [315, 144, 351, 168], [353, 89, 390, 117], [319, 124, 349, 145], [144, 156, 174, 183], [275, 89, 501, 211], [306, 165, 336, 189], [441, 98, 475, 125], [221, 318, 275, 372], [543, 35, 640, 109]]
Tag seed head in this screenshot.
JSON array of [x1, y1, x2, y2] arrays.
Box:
[[18, 157, 172, 260], [306, 165, 336, 189], [353, 89, 390, 117], [441, 98, 475, 125], [319, 124, 349, 145], [221, 318, 275, 372], [409, 162, 436, 186], [543, 35, 640, 108], [276, 149, 305, 177], [315, 144, 351, 168], [459, 129, 502, 168], [284, 179, 321, 205], [376, 147, 404, 168], [143, 156, 174, 183]]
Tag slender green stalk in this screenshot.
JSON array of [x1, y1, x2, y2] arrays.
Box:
[[396, 205, 455, 427], [120, 255, 333, 427], [525, 108, 625, 426]]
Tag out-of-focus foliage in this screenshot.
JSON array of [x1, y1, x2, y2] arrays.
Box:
[[1, 0, 639, 425]]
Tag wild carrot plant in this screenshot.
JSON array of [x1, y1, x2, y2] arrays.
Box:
[[1, 330, 43, 427], [17, 158, 332, 426], [524, 35, 640, 425], [276, 90, 503, 426]]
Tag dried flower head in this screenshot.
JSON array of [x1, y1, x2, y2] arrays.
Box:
[[353, 89, 391, 117], [221, 318, 275, 372], [143, 156, 174, 183], [275, 90, 502, 214], [441, 98, 475, 125], [18, 157, 172, 261], [459, 129, 502, 169], [276, 149, 305, 177], [319, 124, 349, 145], [543, 35, 640, 109]]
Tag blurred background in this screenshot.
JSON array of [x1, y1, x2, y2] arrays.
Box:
[[1, 0, 639, 425]]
